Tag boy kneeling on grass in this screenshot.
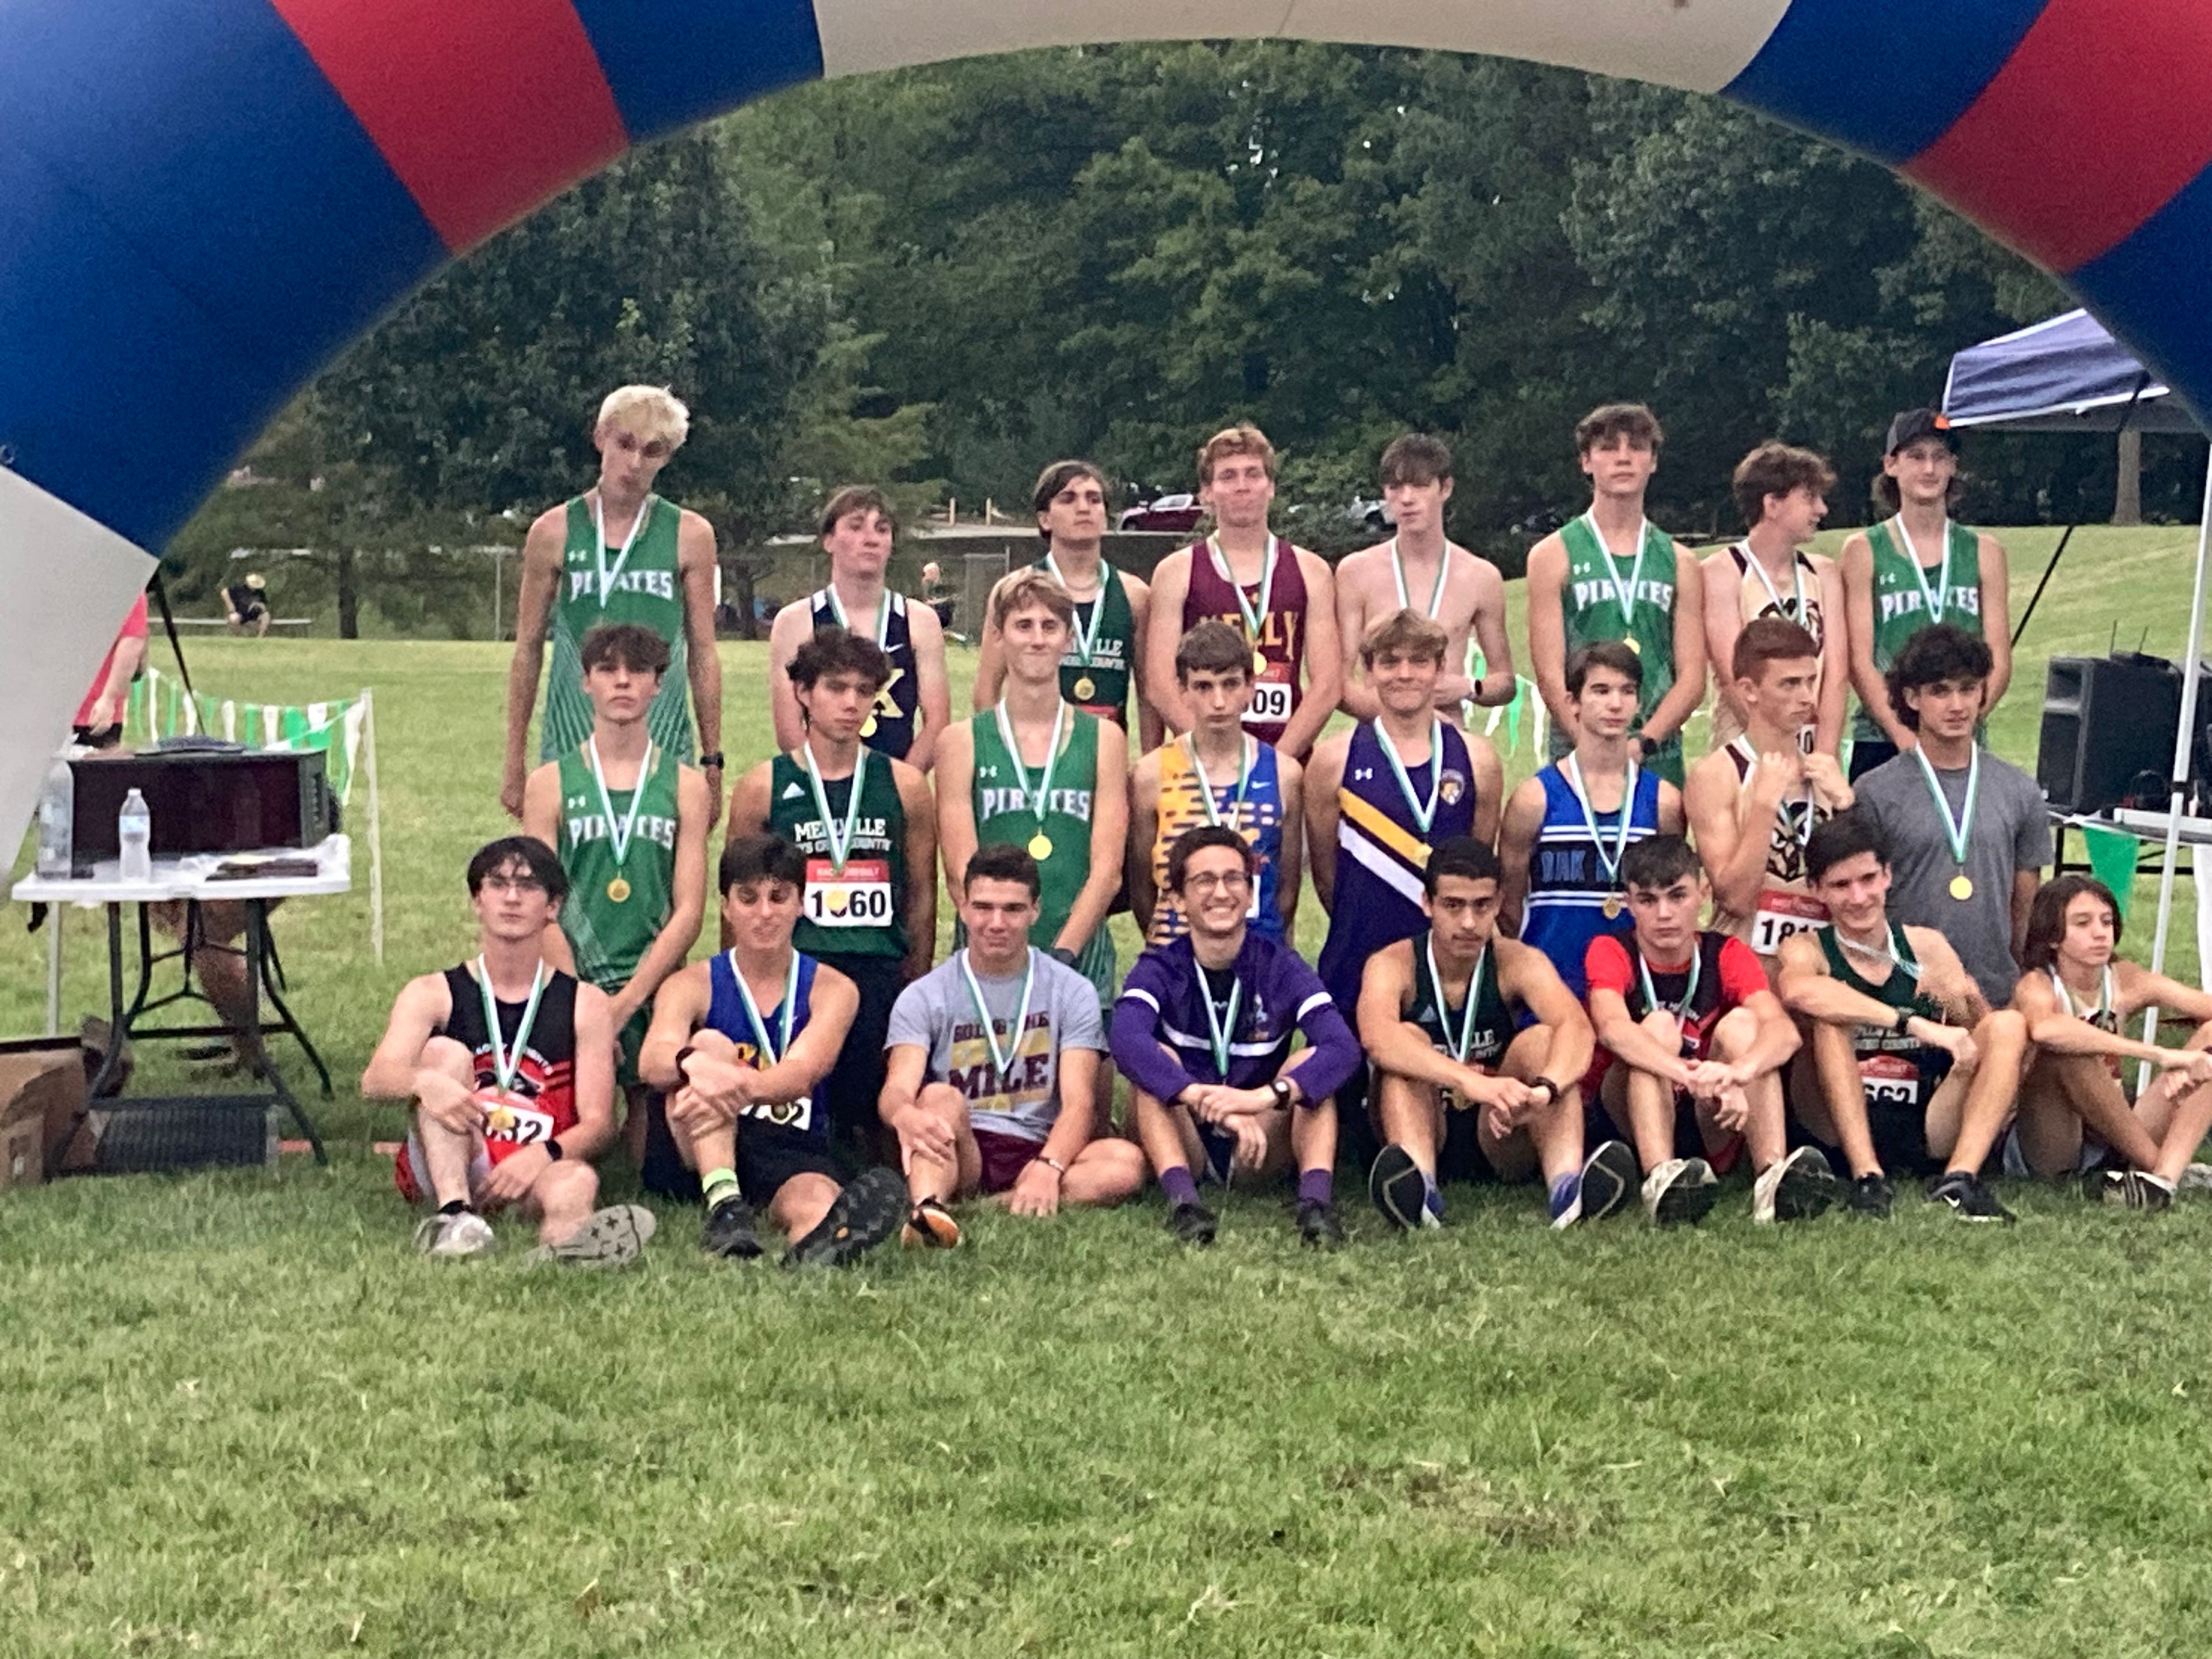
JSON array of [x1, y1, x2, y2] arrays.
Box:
[[362, 836, 653, 1266]]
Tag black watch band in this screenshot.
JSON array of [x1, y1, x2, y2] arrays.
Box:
[[1271, 1076, 1295, 1109], [543, 1137, 565, 1162], [697, 751, 725, 769]]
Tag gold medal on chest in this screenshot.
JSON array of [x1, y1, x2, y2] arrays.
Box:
[[1072, 675, 1096, 703], [1028, 832, 1054, 861], [607, 876, 632, 903], [1603, 894, 1623, 919], [1949, 873, 1974, 901]]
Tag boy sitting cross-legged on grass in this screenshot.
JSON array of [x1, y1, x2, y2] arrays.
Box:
[[638, 833, 907, 1267], [1585, 834, 1836, 1226], [362, 836, 654, 1266]]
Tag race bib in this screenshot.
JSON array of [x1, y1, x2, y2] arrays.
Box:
[[1859, 1052, 1919, 1113], [805, 857, 894, 928], [740, 1093, 814, 1132], [1244, 679, 1293, 726], [1751, 889, 1828, 956], [478, 1088, 555, 1162]]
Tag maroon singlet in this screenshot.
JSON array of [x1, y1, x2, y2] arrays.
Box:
[[1182, 536, 1309, 747]]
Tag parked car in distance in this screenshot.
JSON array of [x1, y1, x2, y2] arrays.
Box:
[[1118, 493, 1204, 533]]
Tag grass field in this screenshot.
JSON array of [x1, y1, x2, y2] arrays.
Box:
[[6, 524, 2212, 1657]]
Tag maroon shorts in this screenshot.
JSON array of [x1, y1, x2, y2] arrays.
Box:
[[973, 1127, 1046, 1195]]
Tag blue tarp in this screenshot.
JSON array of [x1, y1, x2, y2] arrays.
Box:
[[1943, 309, 2203, 434]]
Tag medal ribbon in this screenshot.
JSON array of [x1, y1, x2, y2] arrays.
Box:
[[1390, 538, 1449, 620], [586, 737, 655, 874], [728, 948, 799, 1068], [824, 583, 893, 649], [1426, 936, 1484, 1065], [959, 946, 1039, 1092], [1737, 543, 1807, 624], [475, 957, 547, 1094], [995, 697, 1067, 837], [1837, 923, 1925, 984], [1185, 734, 1254, 830], [592, 493, 652, 607], [1375, 718, 1445, 836], [1563, 754, 1638, 886], [1893, 516, 1952, 627], [2050, 964, 2114, 1021], [1635, 945, 1702, 1022], [1046, 554, 1107, 666], [1207, 533, 1278, 662], [1581, 511, 1649, 631], [800, 741, 869, 874], [1196, 962, 1244, 1081], [1910, 743, 1979, 873]]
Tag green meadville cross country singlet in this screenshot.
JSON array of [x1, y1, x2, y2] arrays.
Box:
[[767, 749, 909, 960], [1034, 554, 1135, 725], [1404, 929, 1512, 1072], [1854, 520, 1984, 742], [1555, 515, 1683, 783], [971, 706, 1099, 949], [555, 743, 681, 987], [543, 495, 694, 761]]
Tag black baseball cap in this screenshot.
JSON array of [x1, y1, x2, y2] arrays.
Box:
[[1884, 407, 1959, 455]]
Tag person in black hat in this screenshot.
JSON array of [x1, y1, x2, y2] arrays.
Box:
[[1838, 408, 2012, 780], [224, 571, 271, 638]]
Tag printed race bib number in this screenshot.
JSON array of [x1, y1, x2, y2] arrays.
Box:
[[1858, 1052, 1919, 1113], [805, 857, 893, 928], [478, 1089, 555, 1159], [1244, 680, 1293, 726], [1751, 889, 1828, 955], [740, 1093, 813, 1132]]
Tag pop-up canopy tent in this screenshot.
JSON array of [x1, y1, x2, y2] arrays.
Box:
[[1942, 308, 2212, 1002]]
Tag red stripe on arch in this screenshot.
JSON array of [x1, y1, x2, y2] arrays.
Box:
[[271, 0, 629, 253], [1903, 0, 2212, 273]]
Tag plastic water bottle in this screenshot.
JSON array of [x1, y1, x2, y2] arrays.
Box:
[[34, 757, 74, 878], [118, 787, 153, 882]]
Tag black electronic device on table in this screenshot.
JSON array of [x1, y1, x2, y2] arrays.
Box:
[[67, 749, 336, 873], [2036, 653, 2183, 815]]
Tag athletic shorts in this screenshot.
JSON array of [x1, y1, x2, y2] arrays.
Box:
[[614, 1004, 650, 1091], [1581, 1050, 1745, 1174], [735, 1120, 844, 1210], [973, 1126, 1046, 1195], [813, 951, 908, 1156], [1436, 1094, 1503, 1185]]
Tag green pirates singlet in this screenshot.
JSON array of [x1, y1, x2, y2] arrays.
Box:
[[1554, 514, 1683, 784], [1036, 553, 1135, 727], [555, 743, 681, 989], [1404, 929, 1512, 1073], [767, 749, 909, 960], [543, 495, 694, 761], [971, 706, 1100, 952], [1853, 519, 1984, 743]]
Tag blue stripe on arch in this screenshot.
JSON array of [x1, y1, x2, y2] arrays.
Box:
[[0, 0, 444, 547], [569, 0, 826, 143], [2065, 161, 2212, 431], [1724, 0, 2052, 165]]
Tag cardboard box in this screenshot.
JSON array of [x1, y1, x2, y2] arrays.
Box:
[[0, 1038, 88, 1188]]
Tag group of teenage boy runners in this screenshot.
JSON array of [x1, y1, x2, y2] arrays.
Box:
[[366, 385, 2212, 1270]]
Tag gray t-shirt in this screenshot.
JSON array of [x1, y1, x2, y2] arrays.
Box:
[[885, 948, 1107, 1143], [1856, 748, 2052, 1007]]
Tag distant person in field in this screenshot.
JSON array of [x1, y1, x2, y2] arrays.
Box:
[[1703, 443, 1849, 753], [1113, 827, 1359, 1248], [726, 627, 936, 1170], [1840, 408, 2013, 779], [502, 385, 723, 825], [1777, 813, 2028, 1223], [1128, 620, 1302, 947], [638, 834, 908, 1266], [361, 836, 653, 1266], [521, 622, 710, 1162], [1685, 619, 1851, 972], [2010, 874, 2212, 1209], [1584, 835, 1835, 1226], [880, 846, 1147, 1249], [1853, 625, 2050, 1012], [1358, 837, 1632, 1233], [975, 459, 1160, 749], [224, 571, 271, 639], [768, 486, 952, 772], [1524, 403, 1705, 786], [1142, 423, 1343, 760], [1335, 433, 1517, 723]]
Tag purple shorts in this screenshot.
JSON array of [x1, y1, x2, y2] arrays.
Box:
[[974, 1127, 1046, 1195]]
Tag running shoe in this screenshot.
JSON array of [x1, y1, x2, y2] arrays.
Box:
[[2177, 1161, 2212, 1195], [1641, 1157, 1718, 1227], [1575, 1141, 1639, 1225], [702, 1195, 764, 1259], [1369, 1143, 1435, 1232], [1296, 1200, 1344, 1250], [532, 1204, 656, 1267], [1165, 1200, 1218, 1247], [1925, 1170, 2016, 1224], [785, 1167, 906, 1268], [413, 1211, 495, 1258], [1846, 1172, 1895, 1219], [2098, 1169, 2176, 1213], [1753, 1146, 1839, 1224], [902, 1198, 963, 1249]]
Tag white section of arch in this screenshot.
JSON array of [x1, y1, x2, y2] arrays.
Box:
[[812, 0, 1796, 95], [0, 468, 160, 865]]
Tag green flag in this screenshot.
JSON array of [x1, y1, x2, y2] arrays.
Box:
[[2080, 823, 2141, 922]]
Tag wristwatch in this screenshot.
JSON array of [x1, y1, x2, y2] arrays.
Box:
[[697, 751, 725, 770], [543, 1138, 565, 1162], [1892, 1006, 1912, 1035], [1527, 1078, 1556, 1106], [1270, 1077, 1295, 1109], [1050, 945, 1080, 967]]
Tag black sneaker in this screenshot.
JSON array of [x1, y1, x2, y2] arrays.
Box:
[[785, 1166, 907, 1268], [1926, 1169, 2017, 1224], [702, 1194, 763, 1259], [1296, 1200, 1344, 1250], [1753, 1145, 1839, 1224], [1369, 1143, 1434, 1232], [1641, 1157, 1719, 1226], [1577, 1140, 1640, 1224], [1846, 1173, 1895, 1219], [1165, 1200, 1218, 1247]]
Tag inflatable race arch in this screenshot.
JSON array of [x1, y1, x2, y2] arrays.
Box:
[[4, 0, 2210, 838]]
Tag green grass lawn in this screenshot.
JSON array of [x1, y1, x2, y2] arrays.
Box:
[[5, 524, 2212, 1657]]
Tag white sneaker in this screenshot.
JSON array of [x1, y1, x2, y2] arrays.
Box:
[[1752, 1145, 1839, 1224], [413, 1211, 496, 1257], [1641, 1157, 1718, 1226]]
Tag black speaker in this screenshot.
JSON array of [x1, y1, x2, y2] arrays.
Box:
[[2037, 654, 2181, 813], [67, 749, 335, 870]]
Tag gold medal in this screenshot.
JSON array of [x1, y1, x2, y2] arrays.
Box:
[[607, 876, 631, 903], [1072, 674, 1096, 703], [860, 711, 878, 738], [1622, 635, 1642, 654], [1028, 833, 1054, 861], [1603, 894, 1624, 920], [1253, 649, 1268, 677], [1949, 873, 1974, 901]]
